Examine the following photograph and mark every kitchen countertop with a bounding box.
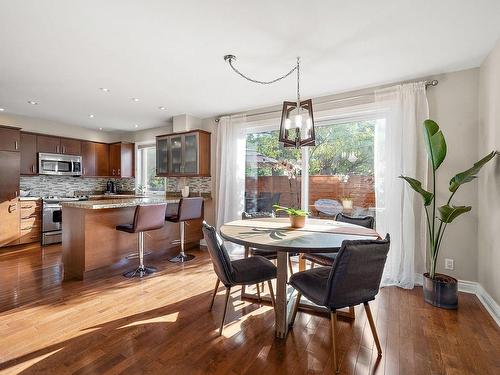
[62,197,180,210]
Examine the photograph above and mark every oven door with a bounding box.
[43,204,62,232]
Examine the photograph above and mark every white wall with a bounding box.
[427,68,480,281]
[0,113,119,143]
[478,40,500,304]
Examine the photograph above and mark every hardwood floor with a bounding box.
[1,244,499,375]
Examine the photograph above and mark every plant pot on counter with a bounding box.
[423,273,458,309]
[289,215,306,228]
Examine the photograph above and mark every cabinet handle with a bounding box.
[118,169,121,175]
[63,146,66,153]
[21,205,34,209]
[112,169,115,176]
[56,145,59,153]
[32,164,35,173]
[83,167,86,175]
[15,141,18,150]
[22,226,33,231]
[8,204,17,213]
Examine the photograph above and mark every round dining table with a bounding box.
[219,217,379,338]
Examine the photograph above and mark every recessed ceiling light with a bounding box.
[134,124,139,128]
[28,100,39,105]
[158,106,167,110]
[131,98,140,102]
[99,127,103,131]
[99,88,110,92]
[0,108,5,111]
[89,114,95,118]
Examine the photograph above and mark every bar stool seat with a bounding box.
[166,197,204,263]
[117,203,167,278]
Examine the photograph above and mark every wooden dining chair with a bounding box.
[289,235,390,373]
[202,222,277,336]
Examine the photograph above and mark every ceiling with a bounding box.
[1,0,499,131]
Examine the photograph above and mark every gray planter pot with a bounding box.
[423,273,458,309]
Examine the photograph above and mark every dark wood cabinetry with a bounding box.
[20,133,37,175]
[37,135,81,155]
[0,142,21,247]
[82,141,96,177]
[156,129,210,177]
[95,143,110,176]
[60,138,81,155]
[0,126,21,152]
[37,135,61,154]
[109,142,134,178]
[82,141,110,177]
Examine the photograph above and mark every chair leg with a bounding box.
[330,311,339,373]
[288,257,294,274]
[364,302,382,355]
[290,292,302,327]
[348,306,355,319]
[267,280,276,308]
[209,279,220,311]
[219,286,231,336]
[256,283,261,301]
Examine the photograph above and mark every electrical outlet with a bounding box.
[444,258,454,270]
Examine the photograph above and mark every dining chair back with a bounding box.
[202,222,234,287]
[335,212,375,229]
[324,235,390,310]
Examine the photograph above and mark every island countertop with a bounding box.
[62,197,180,210]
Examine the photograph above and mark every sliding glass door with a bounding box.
[244,116,378,221]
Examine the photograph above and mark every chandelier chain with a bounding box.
[226,56,299,90]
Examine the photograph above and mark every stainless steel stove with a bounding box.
[42,196,88,245]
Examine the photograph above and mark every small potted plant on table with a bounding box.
[273,205,309,228]
[400,119,497,309]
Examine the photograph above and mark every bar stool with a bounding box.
[166,197,204,263]
[116,203,167,278]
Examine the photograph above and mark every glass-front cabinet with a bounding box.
[156,129,210,177]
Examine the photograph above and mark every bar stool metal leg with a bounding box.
[124,232,158,277]
[169,221,195,263]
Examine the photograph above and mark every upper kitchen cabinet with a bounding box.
[20,132,37,175]
[109,142,134,178]
[82,141,110,177]
[0,125,21,152]
[60,138,81,155]
[156,130,210,177]
[37,135,61,153]
[81,141,96,177]
[37,135,81,155]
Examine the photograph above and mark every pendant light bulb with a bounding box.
[295,114,303,128]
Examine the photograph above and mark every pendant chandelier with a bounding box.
[224,55,315,148]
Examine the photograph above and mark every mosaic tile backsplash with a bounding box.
[165,177,212,194]
[20,176,135,197]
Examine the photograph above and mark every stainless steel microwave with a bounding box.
[38,153,82,176]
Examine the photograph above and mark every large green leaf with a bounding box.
[423,119,447,171]
[449,151,498,192]
[438,205,471,223]
[399,176,434,206]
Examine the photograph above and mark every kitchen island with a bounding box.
[61,197,204,280]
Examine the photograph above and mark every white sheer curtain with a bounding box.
[374,82,429,289]
[215,114,247,229]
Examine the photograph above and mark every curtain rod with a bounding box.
[214,79,438,123]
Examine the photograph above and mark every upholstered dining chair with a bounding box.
[242,211,295,276]
[302,213,375,269]
[289,235,390,373]
[202,222,277,336]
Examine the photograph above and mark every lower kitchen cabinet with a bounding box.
[0,199,20,247]
[18,200,41,245]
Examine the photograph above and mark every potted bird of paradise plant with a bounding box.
[400,119,497,309]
